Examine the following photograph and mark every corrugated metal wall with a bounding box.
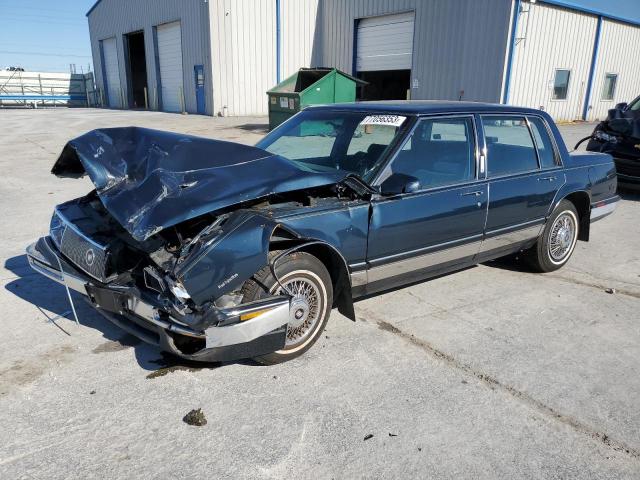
[87,0,212,114]
[208,0,277,116]
[587,19,640,121]
[508,2,598,121]
[281,0,322,79]
[209,0,320,117]
[319,0,512,103]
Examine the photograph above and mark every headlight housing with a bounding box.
[594,130,618,144]
[49,210,66,248]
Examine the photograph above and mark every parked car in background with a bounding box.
[27,102,618,365]
[581,96,640,189]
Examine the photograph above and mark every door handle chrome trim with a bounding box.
[538,176,557,182]
[460,190,484,197]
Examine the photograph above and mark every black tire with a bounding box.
[241,251,333,365]
[526,200,580,272]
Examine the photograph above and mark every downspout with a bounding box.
[582,16,602,120]
[502,0,521,104]
[276,0,281,83]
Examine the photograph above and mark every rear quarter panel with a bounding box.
[562,152,617,205]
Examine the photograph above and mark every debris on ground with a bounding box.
[605,288,616,294]
[364,433,374,441]
[89,390,96,395]
[388,432,398,437]
[183,408,207,426]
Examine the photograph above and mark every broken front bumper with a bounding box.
[26,236,290,362]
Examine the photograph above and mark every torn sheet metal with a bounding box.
[51,127,346,241]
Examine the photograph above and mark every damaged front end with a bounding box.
[27,127,354,361]
[583,107,640,189]
[28,202,295,361]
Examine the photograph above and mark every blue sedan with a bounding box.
[27,102,619,364]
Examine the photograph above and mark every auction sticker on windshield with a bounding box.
[360,115,407,127]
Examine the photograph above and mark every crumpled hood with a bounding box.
[52,127,345,241]
[603,106,640,140]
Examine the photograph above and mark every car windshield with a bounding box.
[629,96,640,111]
[256,110,410,183]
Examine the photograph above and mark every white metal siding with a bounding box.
[209,0,277,116]
[508,3,597,121]
[102,37,121,108]
[320,0,512,103]
[157,21,184,112]
[280,0,321,80]
[356,12,415,72]
[87,0,211,114]
[587,19,640,121]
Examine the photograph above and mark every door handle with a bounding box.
[460,190,484,197]
[538,176,557,182]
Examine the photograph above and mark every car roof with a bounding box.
[307,100,544,116]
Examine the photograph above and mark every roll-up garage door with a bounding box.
[156,21,184,112]
[102,37,121,108]
[356,12,415,72]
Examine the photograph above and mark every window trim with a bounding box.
[526,114,563,169]
[551,68,572,101]
[371,114,481,194]
[600,72,618,102]
[479,114,542,180]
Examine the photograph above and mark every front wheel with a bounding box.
[240,251,333,365]
[526,200,579,272]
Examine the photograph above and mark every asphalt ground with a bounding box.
[0,108,638,479]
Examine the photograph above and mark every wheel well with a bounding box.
[563,191,590,241]
[269,232,355,321]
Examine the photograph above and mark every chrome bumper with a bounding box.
[590,195,620,222]
[26,237,291,358]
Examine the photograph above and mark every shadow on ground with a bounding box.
[230,123,269,134]
[3,254,227,373]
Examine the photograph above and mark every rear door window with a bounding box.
[528,116,558,169]
[482,116,539,177]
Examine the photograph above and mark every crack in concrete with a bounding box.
[374,318,640,460]
[548,274,640,300]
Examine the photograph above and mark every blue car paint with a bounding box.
[274,202,371,266]
[367,183,487,262]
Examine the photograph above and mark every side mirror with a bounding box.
[379,173,421,196]
[615,102,628,111]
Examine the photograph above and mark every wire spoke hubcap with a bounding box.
[548,212,576,262]
[276,276,323,348]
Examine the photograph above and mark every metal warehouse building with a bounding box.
[87,0,639,121]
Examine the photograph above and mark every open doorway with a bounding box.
[357,70,411,100]
[125,31,148,108]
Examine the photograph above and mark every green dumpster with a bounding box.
[267,68,366,130]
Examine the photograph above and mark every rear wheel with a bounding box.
[526,200,579,272]
[241,252,333,365]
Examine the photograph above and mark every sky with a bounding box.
[0,0,638,74]
[0,0,95,73]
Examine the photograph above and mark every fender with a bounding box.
[547,170,592,242]
[176,211,279,305]
[175,211,356,320]
[269,239,356,321]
